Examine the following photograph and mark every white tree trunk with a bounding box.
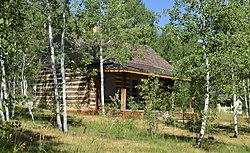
[248,78,250,128]
[11,53,17,117]
[23,76,27,97]
[243,79,250,128]
[232,68,238,138]
[1,53,9,122]
[0,48,6,122]
[61,0,68,133]
[100,33,105,115]
[233,93,238,137]
[7,77,11,94]
[24,75,35,124]
[0,100,5,122]
[196,43,210,148]
[195,2,210,147]
[21,53,26,96]
[20,78,23,96]
[47,0,62,130]
[33,83,37,107]
[28,103,35,123]
[0,87,5,123]
[21,53,35,123]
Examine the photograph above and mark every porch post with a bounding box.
[121,88,126,110]
[121,73,127,110]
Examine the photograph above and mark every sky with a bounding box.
[71,0,175,26]
[142,0,175,26]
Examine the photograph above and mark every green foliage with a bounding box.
[108,117,136,139]
[137,75,170,137]
[107,91,139,139]
[164,0,250,138]
[187,112,202,133]
[127,96,140,111]
[108,89,121,115]
[172,81,191,112]
[71,0,158,63]
[0,121,24,152]
[138,75,170,111]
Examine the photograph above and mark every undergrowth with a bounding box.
[1,108,250,153]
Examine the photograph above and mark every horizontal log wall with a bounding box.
[114,73,130,97]
[36,67,97,112]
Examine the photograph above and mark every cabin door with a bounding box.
[130,77,139,101]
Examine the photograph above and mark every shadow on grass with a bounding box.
[0,127,63,152]
[202,138,250,152]
[13,106,83,127]
[162,133,196,142]
[162,128,250,152]
[161,132,247,152]
[211,124,250,135]
[11,107,250,152]
[3,107,87,152]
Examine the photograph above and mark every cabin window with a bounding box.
[104,74,116,99]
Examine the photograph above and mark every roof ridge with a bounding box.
[128,61,172,70]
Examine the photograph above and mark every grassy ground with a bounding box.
[1,108,250,153]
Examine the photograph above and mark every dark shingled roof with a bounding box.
[104,47,173,77]
[42,43,173,77]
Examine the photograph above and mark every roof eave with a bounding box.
[104,69,176,79]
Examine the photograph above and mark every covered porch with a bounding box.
[102,69,175,111]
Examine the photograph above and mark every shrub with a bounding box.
[137,75,171,138]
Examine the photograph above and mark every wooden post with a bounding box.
[121,88,126,110]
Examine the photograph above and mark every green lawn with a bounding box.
[1,109,250,153]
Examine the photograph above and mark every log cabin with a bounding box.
[35,47,174,114]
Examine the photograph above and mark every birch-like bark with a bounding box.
[61,0,68,133]
[100,33,105,115]
[243,79,250,128]
[20,78,23,96]
[23,76,27,97]
[8,77,11,93]
[28,102,35,124]
[1,53,9,122]
[0,47,6,123]
[0,88,5,122]
[47,0,62,130]
[196,43,210,148]
[21,53,35,123]
[0,100,5,123]
[21,53,26,97]
[248,78,250,128]
[233,93,238,137]
[232,68,238,137]
[24,76,35,124]
[196,1,210,148]
[33,82,37,107]
[11,50,17,117]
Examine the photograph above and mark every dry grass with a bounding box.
[12,110,250,153]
